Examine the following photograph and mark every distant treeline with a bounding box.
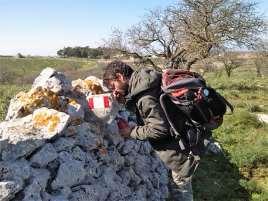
[57,46,118,59]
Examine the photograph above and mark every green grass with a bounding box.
[0,56,98,84]
[193,71,268,201]
[0,84,30,120]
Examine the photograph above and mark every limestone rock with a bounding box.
[0,115,46,161]
[0,179,24,201]
[51,158,86,189]
[33,67,72,94]
[5,87,67,121]
[0,159,31,181]
[72,122,104,151]
[0,108,69,161]
[30,143,58,167]
[70,184,109,201]
[22,180,42,201]
[32,107,70,137]
[72,76,107,96]
[52,137,75,152]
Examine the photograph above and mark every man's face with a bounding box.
[105,74,129,103]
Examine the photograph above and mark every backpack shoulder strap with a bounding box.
[215,92,234,114]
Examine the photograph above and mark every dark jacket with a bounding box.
[125,67,195,173]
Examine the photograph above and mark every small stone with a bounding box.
[30,143,58,167]
[52,137,75,152]
[71,146,87,162]
[73,123,103,150]
[42,192,69,201]
[0,159,31,181]
[120,139,137,155]
[31,168,50,189]
[65,99,84,124]
[70,184,109,201]
[22,180,42,201]
[0,179,24,201]
[51,159,86,189]
[72,76,105,95]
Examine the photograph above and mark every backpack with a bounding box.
[159,69,233,150]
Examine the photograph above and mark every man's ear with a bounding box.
[115,73,125,81]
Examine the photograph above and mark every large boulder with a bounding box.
[32,67,72,94]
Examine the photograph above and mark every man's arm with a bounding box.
[130,94,169,141]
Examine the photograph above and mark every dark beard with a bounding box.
[116,83,129,104]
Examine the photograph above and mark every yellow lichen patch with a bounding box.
[33,111,60,132]
[83,79,104,94]
[16,91,28,100]
[16,87,63,115]
[68,98,79,106]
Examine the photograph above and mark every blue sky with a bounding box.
[0,0,267,56]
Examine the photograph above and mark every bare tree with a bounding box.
[219,51,240,77]
[253,42,268,77]
[104,0,266,70]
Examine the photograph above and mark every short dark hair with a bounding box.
[103,60,134,82]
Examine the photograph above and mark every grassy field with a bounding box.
[193,71,268,201]
[0,56,267,200]
[0,56,101,84]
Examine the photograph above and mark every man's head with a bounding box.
[103,60,134,103]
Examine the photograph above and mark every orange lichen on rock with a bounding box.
[68,98,79,106]
[33,111,60,132]
[83,79,104,94]
[17,87,62,115]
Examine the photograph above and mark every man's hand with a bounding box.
[119,127,132,138]
[116,118,135,138]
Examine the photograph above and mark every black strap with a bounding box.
[216,92,234,114]
[160,93,203,150]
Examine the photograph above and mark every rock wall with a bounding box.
[0,68,169,201]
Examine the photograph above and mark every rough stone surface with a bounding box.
[72,76,108,96]
[5,87,67,121]
[33,67,72,94]
[0,68,169,201]
[0,179,23,201]
[30,144,58,167]
[32,107,70,137]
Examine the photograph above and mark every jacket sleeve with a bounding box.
[129,94,170,141]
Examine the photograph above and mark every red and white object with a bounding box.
[88,95,110,110]
[87,93,120,121]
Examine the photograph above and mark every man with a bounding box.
[103,60,200,201]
